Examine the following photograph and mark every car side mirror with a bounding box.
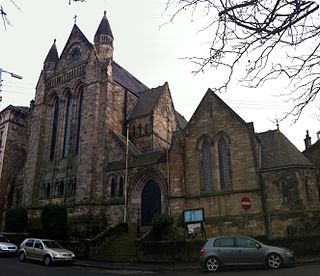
[255,243,262,249]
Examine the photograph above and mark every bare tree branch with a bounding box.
[166,0,320,120]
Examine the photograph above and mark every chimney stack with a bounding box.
[304,130,312,150]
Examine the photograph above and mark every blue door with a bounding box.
[141,180,161,226]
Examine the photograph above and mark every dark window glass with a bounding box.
[63,93,73,157]
[281,180,289,204]
[236,237,256,248]
[25,240,35,247]
[218,237,234,247]
[111,177,116,198]
[202,138,213,191]
[34,240,43,249]
[118,176,124,197]
[50,98,59,160]
[137,124,142,136]
[76,89,83,154]
[218,137,231,189]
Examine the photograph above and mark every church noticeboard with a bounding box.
[183,208,204,223]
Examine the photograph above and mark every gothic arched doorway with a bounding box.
[141,180,161,226]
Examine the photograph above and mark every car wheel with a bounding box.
[266,253,282,269]
[206,256,220,272]
[19,252,26,262]
[43,255,52,266]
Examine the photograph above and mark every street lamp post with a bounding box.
[0,68,23,101]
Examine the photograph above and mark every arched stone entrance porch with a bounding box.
[128,168,167,226]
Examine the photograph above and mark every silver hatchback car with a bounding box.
[18,238,75,266]
[200,236,295,272]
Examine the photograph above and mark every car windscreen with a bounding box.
[43,240,63,249]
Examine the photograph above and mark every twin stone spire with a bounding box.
[44,11,114,66]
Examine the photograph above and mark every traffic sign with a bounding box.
[241,196,251,211]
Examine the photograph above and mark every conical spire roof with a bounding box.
[95,11,113,39]
[44,39,59,64]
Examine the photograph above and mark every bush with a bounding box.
[41,204,68,240]
[152,214,174,230]
[5,207,28,232]
[151,214,175,240]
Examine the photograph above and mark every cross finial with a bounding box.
[73,14,77,24]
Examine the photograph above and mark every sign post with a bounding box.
[241,196,251,233]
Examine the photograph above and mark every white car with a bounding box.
[18,238,75,266]
[0,234,18,256]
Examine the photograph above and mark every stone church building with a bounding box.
[4,12,319,238]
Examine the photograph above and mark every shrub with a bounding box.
[151,214,175,240]
[5,207,28,232]
[41,204,68,240]
[152,214,174,230]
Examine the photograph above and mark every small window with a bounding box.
[118,176,124,197]
[25,240,35,247]
[110,177,116,198]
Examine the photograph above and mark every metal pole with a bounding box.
[124,123,129,223]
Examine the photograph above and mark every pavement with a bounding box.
[73,255,320,272]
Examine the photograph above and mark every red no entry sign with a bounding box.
[241,196,251,211]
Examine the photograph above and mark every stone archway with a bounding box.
[141,180,161,226]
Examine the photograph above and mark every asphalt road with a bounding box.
[1,256,320,275]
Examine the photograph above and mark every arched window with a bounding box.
[76,89,83,154]
[50,97,59,160]
[218,137,231,189]
[63,93,73,157]
[110,177,116,198]
[304,178,312,202]
[118,176,124,197]
[202,138,214,191]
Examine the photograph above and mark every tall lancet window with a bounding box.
[63,93,73,157]
[218,137,231,189]
[202,138,214,191]
[50,97,59,160]
[76,89,83,154]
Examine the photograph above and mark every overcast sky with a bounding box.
[0,0,319,150]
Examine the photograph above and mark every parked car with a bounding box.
[200,236,295,272]
[0,234,18,256]
[18,238,75,266]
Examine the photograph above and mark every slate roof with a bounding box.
[105,151,166,171]
[113,131,141,157]
[175,111,187,129]
[128,84,166,120]
[257,129,314,170]
[44,39,59,64]
[95,11,113,38]
[14,106,30,114]
[112,61,148,94]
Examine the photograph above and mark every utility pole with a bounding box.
[0,68,23,102]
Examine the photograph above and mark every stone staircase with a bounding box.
[89,223,143,262]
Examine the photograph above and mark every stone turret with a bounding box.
[43,39,59,73]
[94,11,114,62]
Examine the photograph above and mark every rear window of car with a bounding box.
[213,237,234,247]
[25,239,35,247]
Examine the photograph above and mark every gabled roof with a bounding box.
[44,39,59,64]
[186,89,253,132]
[128,83,167,120]
[257,129,314,171]
[95,11,113,39]
[59,24,93,61]
[112,61,148,94]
